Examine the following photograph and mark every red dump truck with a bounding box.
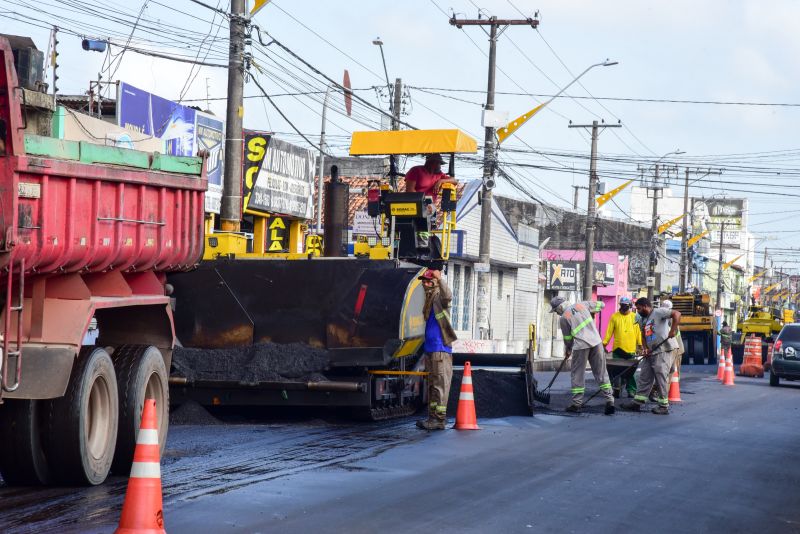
[0,38,205,485]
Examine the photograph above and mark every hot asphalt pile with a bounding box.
[172,343,330,384]
[170,400,221,425]
[446,369,530,418]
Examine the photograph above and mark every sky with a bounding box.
[2,0,800,267]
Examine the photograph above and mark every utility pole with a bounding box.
[449,14,538,339]
[762,247,769,304]
[716,221,726,311]
[49,26,59,101]
[569,121,621,300]
[392,78,402,130]
[571,185,587,210]
[647,164,661,301]
[679,168,690,293]
[221,0,248,232]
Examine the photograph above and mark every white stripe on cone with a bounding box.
[462,376,472,385]
[136,428,159,446]
[671,375,679,383]
[459,392,474,401]
[130,461,161,479]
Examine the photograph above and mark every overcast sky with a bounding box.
[3,0,800,263]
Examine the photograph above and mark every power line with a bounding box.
[407,85,800,108]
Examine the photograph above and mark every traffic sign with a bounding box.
[715,309,722,317]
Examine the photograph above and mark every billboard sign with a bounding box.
[546,261,580,291]
[692,198,746,249]
[118,82,225,213]
[242,131,315,219]
[196,112,224,214]
[593,262,616,286]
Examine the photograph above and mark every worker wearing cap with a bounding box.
[416,269,458,430]
[622,297,681,415]
[602,296,641,398]
[404,154,455,203]
[551,296,615,415]
[404,155,455,256]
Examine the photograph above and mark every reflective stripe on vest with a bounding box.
[564,316,594,341]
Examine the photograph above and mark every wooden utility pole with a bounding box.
[449,15,538,338]
[221,0,248,231]
[569,121,621,300]
[392,78,402,130]
[716,221,726,310]
[647,164,661,301]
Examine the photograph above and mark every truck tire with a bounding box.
[111,345,169,475]
[0,399,51,485]
[46,346,118,485]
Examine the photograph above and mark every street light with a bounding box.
[372,38,393,122]
[497,59,619,144]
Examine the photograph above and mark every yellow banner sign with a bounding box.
[596,180,633,208]
[748,270,766,283]
[687,230,710,247]
[722,254,744,270]
[251,0,271,16]
[497,103,546,145]
[658,213,686,235]
[764,281,782,293]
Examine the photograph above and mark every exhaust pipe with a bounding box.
[324,165,348,257]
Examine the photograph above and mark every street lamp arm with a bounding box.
[496,59,617,144]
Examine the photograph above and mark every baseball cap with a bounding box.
[620,296,632,305]
[418,269,437,281]
[550,296,566,312]
[661,300,673,309]
[425,153,446,165]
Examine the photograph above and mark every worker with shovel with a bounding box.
[416,269,458,431]
[603,296,641,398]
[551,296,615,415]
[622,297,681,415]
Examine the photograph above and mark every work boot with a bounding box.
[651,405,670,415]
[565,404,582,413]
[620,401,642,412]
[416,419,445,430]
[604,401,616,415]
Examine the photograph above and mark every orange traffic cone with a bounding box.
[668,369,682,403]
[454,361,480,430]
[115,399,166,534]
[723,351,735,386]
[716,347,726,381]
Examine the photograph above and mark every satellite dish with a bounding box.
[343,70,352,117]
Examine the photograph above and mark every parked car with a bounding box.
[770,323,800,386]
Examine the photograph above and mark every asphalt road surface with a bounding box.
[1,366,798,533]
